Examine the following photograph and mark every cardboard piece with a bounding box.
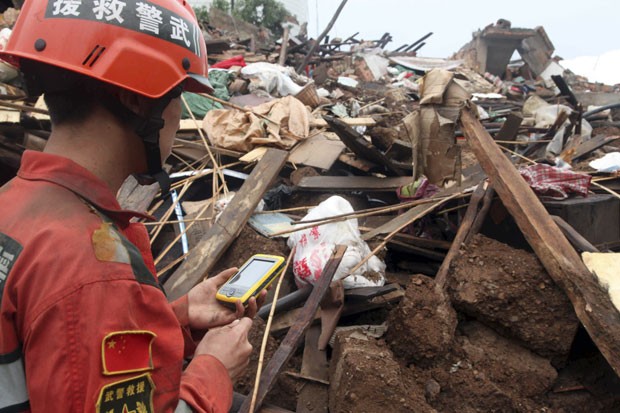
[288,133,346,170]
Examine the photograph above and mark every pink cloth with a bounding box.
[519,164,591,199]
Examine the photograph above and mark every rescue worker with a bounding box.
[0,1,260,412]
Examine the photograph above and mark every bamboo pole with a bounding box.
[248,247,296,413]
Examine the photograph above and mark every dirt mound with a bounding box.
[386,274,457,366]
[329,333,435,413]
[447,234,579,361]
[459,321,557,398]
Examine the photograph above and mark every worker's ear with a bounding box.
[117,88,151,117]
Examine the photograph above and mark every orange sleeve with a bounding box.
[180,355,233,413]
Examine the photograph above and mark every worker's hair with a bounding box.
[20,59,115,125]
[44,89,102,126]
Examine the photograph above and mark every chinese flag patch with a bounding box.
[102,331,156,375]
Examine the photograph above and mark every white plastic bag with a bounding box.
[287,196,386,289]
[241,62,304,97]
[589,152,620,173]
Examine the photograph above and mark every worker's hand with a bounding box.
[195,317,253,380]
[186,268,267,330]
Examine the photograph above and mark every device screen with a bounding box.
[227,258,276,291]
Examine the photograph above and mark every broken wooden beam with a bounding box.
[309,117,376,128]
[296,325,329,413]
[296,175,411,192]
[460,104,620,376]
[465,184,495,244]
[569,135,620,162]
[495,113,523,145]
[296,0,349,73]
[435,182,487,289]
[278,25,290,66]
[239,245,347,413]
[164,149,288,300]
[270,285,404,336]
[551,215,599,253]
[324,115,406,176]
[117,175,159,214]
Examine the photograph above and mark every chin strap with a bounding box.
[100,86,183,196]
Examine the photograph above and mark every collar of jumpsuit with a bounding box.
[16,150,154,226]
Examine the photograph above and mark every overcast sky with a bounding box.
[305,0,617,60]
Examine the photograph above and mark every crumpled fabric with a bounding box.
[519,164,591,200]
[203,95,310,152]
[241,62,308,97]
[181,70,233,119]
[397,175,439,201]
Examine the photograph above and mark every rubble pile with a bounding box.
[1,3,620,412]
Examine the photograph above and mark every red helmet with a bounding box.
[1,0,212,97]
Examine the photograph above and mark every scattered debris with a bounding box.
[1,4,620,412]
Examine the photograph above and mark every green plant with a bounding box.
[208,0,292,36]
[211,0,231,13]
[193,5,209,23]
[236,0,291,36]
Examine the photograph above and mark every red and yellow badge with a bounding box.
[102,331,156,376]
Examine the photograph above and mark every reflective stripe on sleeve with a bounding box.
[0,352,29,411]
[174,400,193,413]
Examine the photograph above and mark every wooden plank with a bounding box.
[337,153,376,172]
[495,113,523,143]
[270,288,404,335]
[239,246,347,413]
[465,184,495,244]
[164,149,288,300]
[117,175,159,214]
[297,175,411,192]
[551,215,598,253]
[296,326,329,413]
[309,117,376,129]
[173,138,244,160]
[324,116,406,176]
[361,203,432,241]
[460,105,620,376]
[570,135,620,162]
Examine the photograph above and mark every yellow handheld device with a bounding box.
[216,254,286,307]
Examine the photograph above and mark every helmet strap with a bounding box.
[99,86,183,196]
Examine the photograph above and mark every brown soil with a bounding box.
[329,333,435,413]
[592,126,620,138]
[447,234,579,362]
[224,208,620,413]
[386,275,457,366]
[234,317,301,411]
[212,225,289,273]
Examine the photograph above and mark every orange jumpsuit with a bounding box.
[0,151,232,412]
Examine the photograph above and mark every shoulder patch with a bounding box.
[102,331,156,376]
[96,373,155,413]
[93,223,131,265]
[89,206,162,292]
[0,232,23,305]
